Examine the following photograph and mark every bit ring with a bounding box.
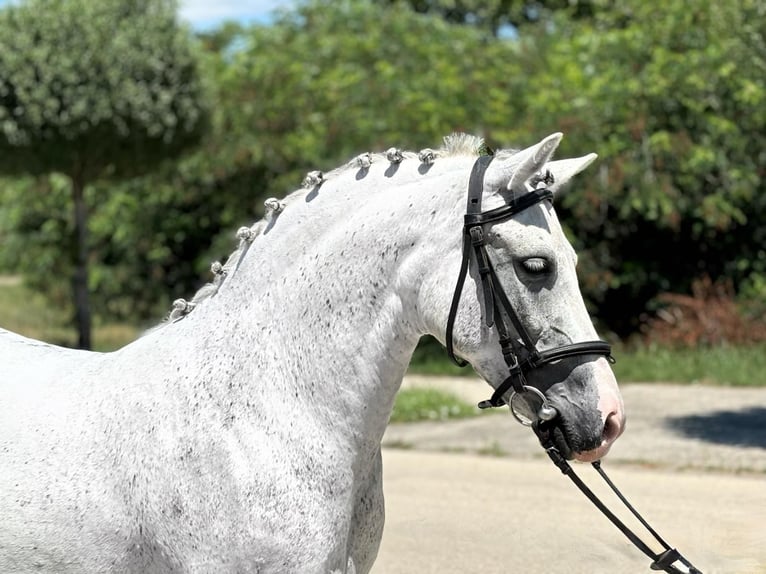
[509,385,558,427]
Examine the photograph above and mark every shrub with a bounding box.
[642,276,766,347]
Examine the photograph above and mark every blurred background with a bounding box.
[0,0,764,384]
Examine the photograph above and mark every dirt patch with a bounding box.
[0,275,22,287]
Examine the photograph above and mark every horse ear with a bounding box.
[485,132,563,194]
[546,153,598,193]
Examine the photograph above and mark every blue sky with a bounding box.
[177,0,293,29]
[0,0,292,30]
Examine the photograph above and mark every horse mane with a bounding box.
[161,133,491,325]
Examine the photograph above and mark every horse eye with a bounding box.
[521,257,549,274]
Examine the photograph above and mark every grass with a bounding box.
[611,343,766,387]
[405,353,472,377]
[408,335,766,387]
[390,388,481,423]
[477,441,508,457]
[0,277,139,351]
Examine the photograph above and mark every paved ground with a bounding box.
[372,376,766,574]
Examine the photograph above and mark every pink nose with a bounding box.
[573,392,626,463]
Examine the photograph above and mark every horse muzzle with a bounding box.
[534,374,626,462]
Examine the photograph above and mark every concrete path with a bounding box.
[373,376,766,574]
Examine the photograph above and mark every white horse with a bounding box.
[0,133,624,573]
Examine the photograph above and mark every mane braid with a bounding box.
[159,132,490,326]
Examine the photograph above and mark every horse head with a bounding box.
[423,133,625,462]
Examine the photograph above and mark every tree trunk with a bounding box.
[71,172,91,350]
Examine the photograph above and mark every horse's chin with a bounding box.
[572,440,616,463]
[537,419,615,463]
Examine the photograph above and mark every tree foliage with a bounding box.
[0,0,209,347]
[1,0,765,345]
[506,0,766,335]
[373,0,603,35]
[224,0,524,184]
[0,0,208,179]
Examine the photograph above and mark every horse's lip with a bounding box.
[534,420,574,460]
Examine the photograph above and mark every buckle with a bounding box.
[468,226,484,246]
[650,549,683,572]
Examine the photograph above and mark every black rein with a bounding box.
[537,424,703,574]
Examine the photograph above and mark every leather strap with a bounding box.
[463,187,553,226]
[535,341,614,366]
[446,155,495,366]
[484,341,613,409]
[539,430,703,574]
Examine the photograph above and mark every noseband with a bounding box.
[445,154,613,421]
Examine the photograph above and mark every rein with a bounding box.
[445,155,703,573]
[537,423,702,574]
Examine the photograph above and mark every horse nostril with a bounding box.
[602,411,622,444]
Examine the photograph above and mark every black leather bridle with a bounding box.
[445,154,613,419]
[443,155,703,574]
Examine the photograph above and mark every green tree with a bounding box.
[508,0,766,336]
[224,0,524,188]
[0,0,209,348]
[373,0,604,35]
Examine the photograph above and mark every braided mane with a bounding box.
[163,133,488,324]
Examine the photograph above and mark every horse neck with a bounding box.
[162,158,472,454]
